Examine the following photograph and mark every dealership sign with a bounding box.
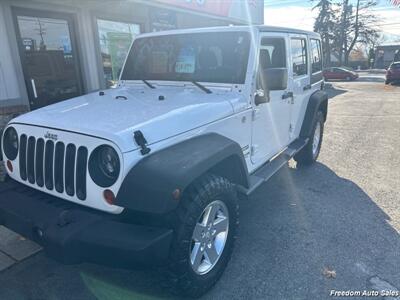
[156,0,263,24]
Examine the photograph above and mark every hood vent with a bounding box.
[115,95,128,100]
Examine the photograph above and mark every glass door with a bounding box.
[13,9,83,109]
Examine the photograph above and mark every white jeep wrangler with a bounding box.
[1,26,327,297]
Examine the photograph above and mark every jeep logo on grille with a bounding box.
[44,132,58,141]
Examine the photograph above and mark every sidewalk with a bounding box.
[0,176,42,272]
[355,69,387,74]
[0,226,41,271]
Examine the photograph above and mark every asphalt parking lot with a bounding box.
[0,72,399,300]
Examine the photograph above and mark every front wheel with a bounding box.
[295,111,324,166]
[167,174,239,298]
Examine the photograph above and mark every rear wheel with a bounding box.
[385,80,391,85]
[295,111,324,166]
[166,174,239,298]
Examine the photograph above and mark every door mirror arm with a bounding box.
[282,91,293,100]
[255,89,265,98]
[254,89,269,105]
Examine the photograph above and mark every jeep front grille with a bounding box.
[18,134,88,200]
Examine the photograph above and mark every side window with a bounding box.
[310,39,322,73]
[258,37,287,91]
[291,38,308,77]
[259,37,286,69]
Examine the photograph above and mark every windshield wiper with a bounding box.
[191,81,212,94]
[143,80,155,89]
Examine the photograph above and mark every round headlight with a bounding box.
[3,127,19,160]
[89,145,120,187]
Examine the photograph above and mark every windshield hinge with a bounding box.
[134,130,151,155]
[252,108,260,121]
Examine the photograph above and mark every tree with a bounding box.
[312,0,336,67]
[336,0,351,64]
[313,0,381,67]
[338,0,380,65]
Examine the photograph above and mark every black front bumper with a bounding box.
[0,179,173,267]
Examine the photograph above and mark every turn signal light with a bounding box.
[103,189,115,205]
[172,188,181,200]
[6,160,13,172]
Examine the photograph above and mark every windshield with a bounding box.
[121,31,251,84]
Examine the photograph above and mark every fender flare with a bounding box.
[300,90,328,138]
[115,133,249,214]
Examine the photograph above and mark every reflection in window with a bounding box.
[291,38,308,76]
[121,32,250,84]
[310,39,322,73]
[18,16,71,52]
[97,19,140,88]
[16,15,81,107]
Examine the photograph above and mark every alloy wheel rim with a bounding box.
[312,122,321,157]
[190,200,229,275]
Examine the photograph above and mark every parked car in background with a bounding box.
[385,62,400,85]
[323,67,359,81]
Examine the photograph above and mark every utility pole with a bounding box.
[34,18,46,51]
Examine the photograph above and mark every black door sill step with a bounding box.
[237,138,308,196]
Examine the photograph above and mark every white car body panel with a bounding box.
[2,26,324,214]
[250,32,292,166]
[288,33,313,140]
[11,86,244,153]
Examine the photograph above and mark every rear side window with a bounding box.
[260,37,286,69]
[310,39,322,73]
[333,68,345,72]
[291,38,308,76]
[390,63,400,69]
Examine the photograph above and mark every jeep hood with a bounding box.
[11,86,241,152]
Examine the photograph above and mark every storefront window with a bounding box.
[97,19,140,88]
[15,14,82,109]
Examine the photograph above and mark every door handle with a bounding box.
[303,84,311,91]
[31,78,38,98]
[282,91,293,100]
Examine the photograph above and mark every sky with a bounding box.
[264,0,400,44]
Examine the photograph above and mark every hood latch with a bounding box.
[134,130,151,155]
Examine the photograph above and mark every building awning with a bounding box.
[153,0,264,24]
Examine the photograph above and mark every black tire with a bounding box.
[295,111,324,166]
[166,174,239,298]
[385,80,390,85]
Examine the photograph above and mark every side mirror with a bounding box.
[254,89,268,105]
[262,68,288,91]
[255,68,287,105]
